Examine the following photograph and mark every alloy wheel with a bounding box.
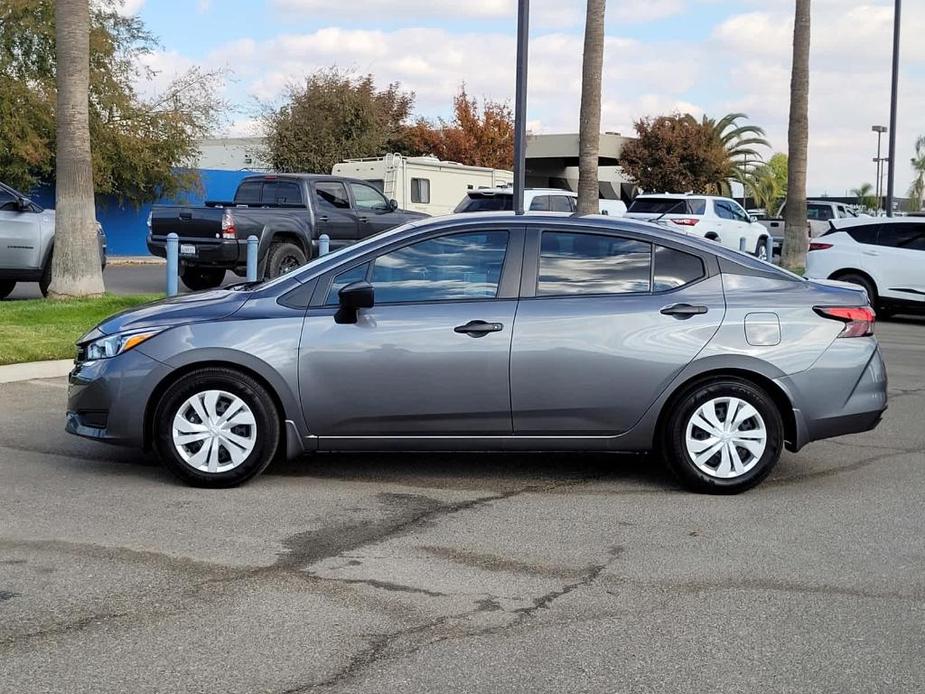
[171,390,257,473]
[684,396,767,479]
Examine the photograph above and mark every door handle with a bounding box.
[317,214,329,223]
[359,216,369,223]
[863,250,878,256]
[660,303,708,319]
[454,320,503,337]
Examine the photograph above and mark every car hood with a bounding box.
[85,289,248,340]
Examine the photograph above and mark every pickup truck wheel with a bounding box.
[267,242,306,279]
[0,281,15,299]
[180,267,225,291]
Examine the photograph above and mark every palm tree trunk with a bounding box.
[49,0,104,299]
[782,0,811,271]
[577,0,606,216]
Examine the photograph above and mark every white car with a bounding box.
[454,188,626,216]
[625,194,769,259]
[805,217,925,316]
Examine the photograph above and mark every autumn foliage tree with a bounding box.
[400,87,513,170]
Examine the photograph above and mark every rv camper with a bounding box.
[332,154,513,217]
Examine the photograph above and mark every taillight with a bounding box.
[671,218,699,226]
[808,241,833,251]
[221,209,236,239]
[814,306,876,337]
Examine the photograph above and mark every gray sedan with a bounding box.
[66,213,887,493]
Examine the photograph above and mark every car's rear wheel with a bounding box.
[662,378,783,494]
[835,272,885,313]
[266,242,307,279]
[153,368,281,487]
[755,237,769,260]
[180,267,226,291]
[0,280,15,299]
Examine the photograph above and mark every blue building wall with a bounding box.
[31,169,254,256]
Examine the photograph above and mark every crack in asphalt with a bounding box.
[768,447,918,486]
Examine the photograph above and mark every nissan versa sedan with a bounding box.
[66,214,887,493]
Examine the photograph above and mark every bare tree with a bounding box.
[577,0,606,216]
[48,0,104,298]
[782,0,811,271]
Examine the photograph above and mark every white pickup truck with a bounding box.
[758,200,866,245]
[0,181,107,299]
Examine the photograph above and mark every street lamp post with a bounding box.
[886,0,901,217]
[512,0,530,216]
[872,125,887,212]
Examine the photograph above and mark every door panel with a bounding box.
[0,210,42,269]
[874,223,925,303]
[511,275,725,436]
[312,181,358,245]
[300,302,516,435]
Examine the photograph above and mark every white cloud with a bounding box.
[115,0,145,16]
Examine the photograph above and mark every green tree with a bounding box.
[698,112,770,195]
[0,0,223,204]
[767,152,789,198]
[851,183,877,212]
[261,68,414,175]
[907,135,925,212]
[747,164,785,216]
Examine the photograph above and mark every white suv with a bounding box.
[625,194,769,258]
[805,218,925,316]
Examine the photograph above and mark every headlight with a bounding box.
[81,328,165,361]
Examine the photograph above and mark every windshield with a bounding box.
[627,198,706,215]
[454,194,514,213]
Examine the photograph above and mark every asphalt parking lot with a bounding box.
[1,319,923,693]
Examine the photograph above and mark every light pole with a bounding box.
[886,0,901,217]
[872,125,887,212]
[512,0,530,216]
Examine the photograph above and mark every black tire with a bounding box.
[266,242,307,279]
[0,280,15,300]
[661,377,784,494]
[153,367,281,488]
[39,259,52,297]
[836,272,878,310]
[180,267,225,291]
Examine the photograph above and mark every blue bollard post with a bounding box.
[166,233,179,297]
[319,233,330,256]
[766,235,774,263]
[246,235,258,281]
[739,237,747,253]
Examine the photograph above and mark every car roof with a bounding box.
[633,193,710,200]
[468,188,576,196]
[830,216,916,230]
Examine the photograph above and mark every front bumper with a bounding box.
[776,338,887,451]
[66,349,173,447]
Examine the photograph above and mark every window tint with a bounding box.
[326,262,370,305]
[628,198,706,215]
[411,178,430,204]
[263,181,303,206]
[529,195,550,212]
[537,232,651,296]
[653,246,705,291]
[315,182,350,210]
[367,179,385,191]
[454,194,513,213]
[350,182,389,211]
[549,195,574,213]
[878,223,925,251]
[715,200,749,222]
[807,204,834,221]
[235,180,262,205]
[844,224,878,245]
[0,187,17,211]
[371,231,508,303]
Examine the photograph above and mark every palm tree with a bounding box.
[699,113,770,195]
[782,0,811,271]
[851,183,877,212]
[48,0,104,298]
[747,164,784,216]
[907,135,925,212]
[577,0,606,216]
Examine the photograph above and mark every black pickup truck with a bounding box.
[147,173,427,290]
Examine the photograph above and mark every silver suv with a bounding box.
[0,181,107,299]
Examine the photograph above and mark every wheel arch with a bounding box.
[828,267,877,291]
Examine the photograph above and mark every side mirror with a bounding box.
[748,214,757,223]
[17,197,31,212]
[388,198,399,211]
[335,280,374,324]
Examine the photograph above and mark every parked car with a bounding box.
[0,181,106,299]
[147,174,428,291]
[624,194,769,259]
[805,217,925,315]
[454,188,626,216]
[758,200,864,244]
[67,213,886,494]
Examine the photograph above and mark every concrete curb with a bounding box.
[107,256,165,266]
[0,359,73,384]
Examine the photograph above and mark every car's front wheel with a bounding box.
[153,367,281,487]
[662,378,783,494]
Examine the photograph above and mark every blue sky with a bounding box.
[127,0,925,196]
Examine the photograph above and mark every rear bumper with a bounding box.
[147,234,244,268]
[777,339,887,451]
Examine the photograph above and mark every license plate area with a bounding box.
[179,244,197,256]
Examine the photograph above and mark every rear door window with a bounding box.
[315,182,351,210]
[537,231,651,296]
[843,224,879,245]
[653,246,705,291]
[878,223,925,251]
[263,181,303,206]
[549,196,574,212]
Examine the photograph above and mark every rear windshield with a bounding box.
[454,194,514,213]
[627,198,706,215]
